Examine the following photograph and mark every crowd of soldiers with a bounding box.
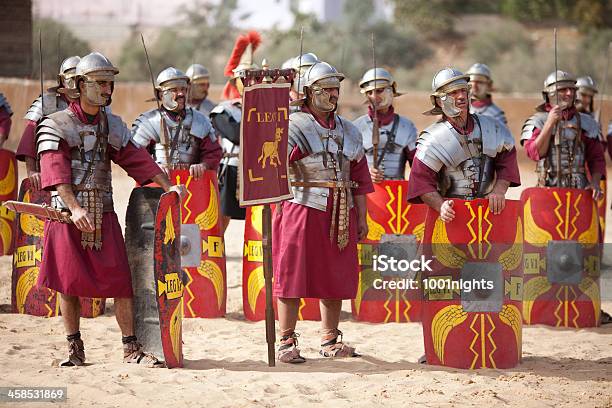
[0,29,610,368]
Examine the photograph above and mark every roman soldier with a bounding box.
[466,63,508,126]
[575,76,598,116]
[289,52,320,104]
[353,67,417,183]
[210,31,261,231]
[273,61,374,363]
[521,71,604,196]
[407,67,520,218]
[186,63,216,117]
[17,56,81,190]
[35,52,185,367]
[0,93,12,148]
[131,67,222,175]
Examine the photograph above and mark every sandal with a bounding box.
[123,341,166,368]
[319,330,360,358]
[601,310,612,325]
[59,338,85,367]
[277,332,306,364]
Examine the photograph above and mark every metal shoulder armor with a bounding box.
[474,113,514,156]
[186,108,215,142]
[579,112,601,140]
[395,115,418,150]
[106,112,131,149]
[131,108,161,148]
[521,112,547,144]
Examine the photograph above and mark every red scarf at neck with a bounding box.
[471,96,492,108]
[368,105,395,126]
[69,101,100,124]
[302,105,336,129]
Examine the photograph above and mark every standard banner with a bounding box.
[521,187,601,328]
[238,82,293,206]
[421,199,523,369]
[352,180,428,323]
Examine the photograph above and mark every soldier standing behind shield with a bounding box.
[520,71,605,198]
[406,68,520,220]
[273,61,374,363]
[130,67,222,176]
[210,31,261,232]
[353,67,417,183]
[17,56,81,191]
[35,52,185,367]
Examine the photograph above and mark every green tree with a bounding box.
[392,0,456,39]
[31,18,90,80]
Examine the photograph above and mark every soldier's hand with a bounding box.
[369,167,384,184]
[546,105,562,126]
[71,207,95,233]
[169,184,187,201]
[357,214,369,241]
[589,182,603,201]
[27,171,42,191]
[189,163,207,180]
[487,192,506,215]
[439,200,455,223]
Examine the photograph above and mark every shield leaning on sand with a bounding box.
[128,188,184,368]
[352,180,428,323]
[521,187,601,328]
[420,199,524,369]
[171,169,226,318]
[11,178,105,317]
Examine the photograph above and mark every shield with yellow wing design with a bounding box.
[352,180,428,323]
[129,190,183,368]
[242,205,320,321]
[11,179,105,318]
[171,169,226,318]
[0,148,18,255]
[421,199,523,369]
[521,187,601,328]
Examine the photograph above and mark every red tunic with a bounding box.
[272,111,374,299]
[38,105,163,298]
[522,107,606,177]
[0,106,11,138]
[16,120,37,161]
[200,136,223,171]
[407,117,521,203]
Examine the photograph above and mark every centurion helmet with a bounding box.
[423,67,470,116]
[359,67,401,96]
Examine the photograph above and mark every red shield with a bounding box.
[521,187,601,328]
[171,169,226,318]
[596,180,606,237]
[242,205,320,321]
[0,149,18,255]
[154,191,183,368]
[11,179,104,318]
[421,199,523,369]
[351,180,428,323]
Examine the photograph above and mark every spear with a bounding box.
[596,42,611,123]
[371,33,380,169]
[553,28,561,185]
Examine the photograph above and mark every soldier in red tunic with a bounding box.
[36,52,185,367]
[0,93,11,147]
[272,61,374,363]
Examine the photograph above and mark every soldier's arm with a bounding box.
[533,106,561,157]
[56,184,95,233]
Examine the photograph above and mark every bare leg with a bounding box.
[222,215,231,234]
[319,299,342,341]
[277,297,300,336]
[114,297,134,336]
[59,293,81,335]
